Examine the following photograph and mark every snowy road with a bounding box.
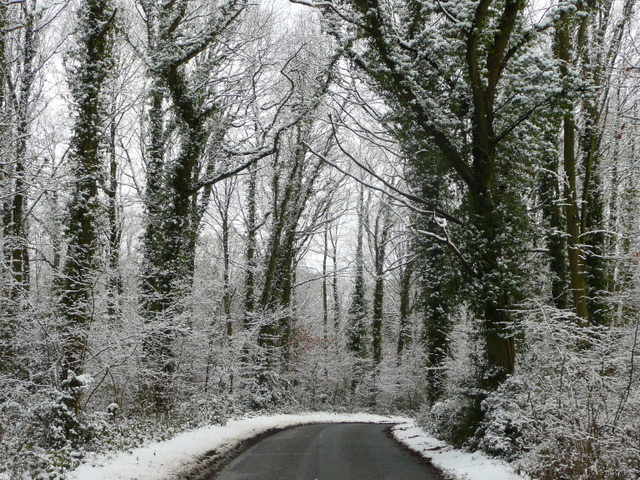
[211,423,446,480]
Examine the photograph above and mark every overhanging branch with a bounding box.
[303,140,462,226]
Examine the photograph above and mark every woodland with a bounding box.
[0,0,639,478]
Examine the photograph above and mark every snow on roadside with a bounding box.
[392,422,530,480]
[69,413,530,480]
[68,412,404,480]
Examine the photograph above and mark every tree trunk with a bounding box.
[331,227,341,336]
[468,170,517,390]
[243,162,257,329]
[562,112,589,321]
[411,176,453,404]
[0,3,36,373]
[0,1,14,372]
[106,98,122,320]
[322,228,329,340]
[396,257,412,359]
[539,151,568,309]
[347,183,367,359]
[59,0,115,412]
[371,202,389,365]
[217,180,234,337]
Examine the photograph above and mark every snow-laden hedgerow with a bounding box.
[420,302,640,480]
[430,304,640,480]
[511,306,640,480]
[0,380,243,480]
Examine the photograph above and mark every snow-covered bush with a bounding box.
[241,360,295,411]
[0,380,127,479]
[427,393,481,447]
[477,376,531,459]
[510,306,640,479]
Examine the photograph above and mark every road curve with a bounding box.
[211,423,446,480]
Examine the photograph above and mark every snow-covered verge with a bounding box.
[392,422,529,480]
[68,412,401,480]
[68,412,529,480]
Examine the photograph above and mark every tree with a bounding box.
[258,123,331,352]
[3,2,35,309]
[368,196,391,365]
[415,219,457,404]
[58,0,116,410]
[232,24,340,397]
[346,182,368,358]
[212,177,238,338]
[553,0,637,324]
[0,1,33,374]
[243,161,258,330]
[538,125,568,310]
[103,49,136,322]
[0,0,11,372]
[0,0,62,374]
[396,241,414,360]
[136,0,247,411]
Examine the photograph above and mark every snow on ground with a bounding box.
[392,422,529,480]
[69,413,529,480]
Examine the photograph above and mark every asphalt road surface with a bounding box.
[212,423,446,480]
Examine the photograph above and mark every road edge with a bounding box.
[383,425,455,480]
